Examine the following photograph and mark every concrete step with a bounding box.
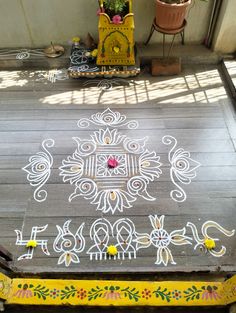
[221,59,236,100]
[0,45,221,70]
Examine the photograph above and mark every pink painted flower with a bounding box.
[202,286,221,300]
[103,286,121,300]
[14,284,33,298]
[107,158,119,168]
[103,290,121,300]
[112,15,122,24]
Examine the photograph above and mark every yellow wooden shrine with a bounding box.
[97,0,135,66]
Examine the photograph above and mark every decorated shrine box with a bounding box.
[97,0,135,66]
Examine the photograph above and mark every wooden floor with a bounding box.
[0,65,235,274]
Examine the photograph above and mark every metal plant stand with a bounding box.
[145,18,187,59]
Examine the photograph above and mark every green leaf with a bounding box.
[160,294,165,301]
[196,293,200,300]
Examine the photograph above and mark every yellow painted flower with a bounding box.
[204,238,216,250]
[26,240,37,248]
[107,245,118,256]
[72,37,80,43]
[91,49,98,58]
[113,46,120,54]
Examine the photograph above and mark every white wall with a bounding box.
[213,0,236,54]
[0,0,215,48]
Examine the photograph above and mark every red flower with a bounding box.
[142,288,152,300]
[112,15,122,24]
[107,158,119,168]
[77,288,87,300]
[97,7,105,16]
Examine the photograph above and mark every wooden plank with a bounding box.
[0,257,11,271]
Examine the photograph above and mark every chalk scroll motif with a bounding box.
[22,139,54,202]
[60,109,162,214]
[87,218,137,260]
[162,135,201,202]
[77,107,139,129]
[187,220,235,257]
[53,220,85,267]
[15,225,50,260]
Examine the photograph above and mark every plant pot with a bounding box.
[155,0,191,30]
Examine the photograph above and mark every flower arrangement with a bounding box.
[99,0,129,22]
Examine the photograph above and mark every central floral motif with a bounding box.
[59,112,162,214]
[96,154,127,177]
[134,215,192,266]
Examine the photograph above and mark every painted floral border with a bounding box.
[11,281,225,306]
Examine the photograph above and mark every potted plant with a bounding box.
[155,0,206,30]
[155,0,190,30]
[103,0,129,20]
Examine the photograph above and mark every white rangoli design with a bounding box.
[53,220,85,267]
[87,218,137,261]
[22,139,54,202]
[60,110,162,214]
[70,50,88,65]
[77,108,139,129]
[162,135,201,202]
[134,215,192,266]
[15,217,235,267]
[187,221,235,257]
[15,225,50,261]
